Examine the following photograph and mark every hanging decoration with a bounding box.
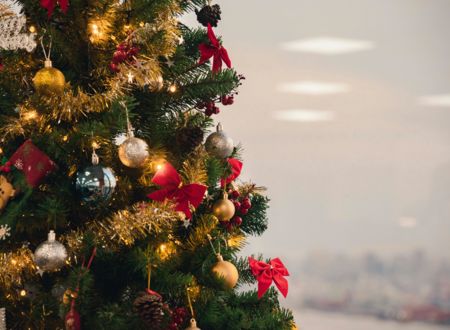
[118,103,149,168]
[0,175,16,213]
[34,230,68,272]
[65,300,81,330]
[147,162,207,218]
[220,158,243,187]
[0,5,37,53]
[204,123,234,159]
[33,36,66,95]
[212,253,239,289]
[212,191,235,222]
[196,2,222,27]
[40,0,69,18]
[64,248,96,330]
[185,288,201,330]
[198,24,231,73]
[207,235,239,289]
[248,256,289,299]
[76,143,117,204]
[7,139,57,188]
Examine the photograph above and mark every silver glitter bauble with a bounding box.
[118,136,149,168]
[205,123,234,158]
[34,230,68,272]
[76,165,117,203]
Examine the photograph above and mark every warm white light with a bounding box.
[273,109,335,122]
[419,94,450,107]
[281,37,375,55]
[398,217,417,229]
[278,81,350,95]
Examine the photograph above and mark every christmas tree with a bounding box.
[0,0,295,329]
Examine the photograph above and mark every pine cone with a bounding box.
[195,4,222,27]
[176,126,204,154]
[133,291,164,327]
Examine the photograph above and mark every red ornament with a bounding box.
[248,257,289,299]
[220,158,243,187]
[239,207,248,215]
[232,216,242,226]
[40,0,69,18]
[241,197,251,210]
[198,24,231,73]
[65,301,81,330]
[147,162,207,218]
[230,190,240,199]
[8,140,57,188]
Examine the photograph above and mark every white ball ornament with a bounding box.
[34,230,68,272]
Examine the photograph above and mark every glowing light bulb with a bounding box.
[20,289,27,297]
[29,25,36,33]
[62,135,69,142]
[168,84,177,93]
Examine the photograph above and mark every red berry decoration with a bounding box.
[242,197,251,210]
[213,106,220,114]
[230,190,240,199]
[232,216,243,226]
[239,207,249,215]
[233,201,241,210]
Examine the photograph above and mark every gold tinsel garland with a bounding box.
[0,247,37,297]
[63,201,182,253]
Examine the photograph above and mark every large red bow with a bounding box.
[40,0,69,18]
[249,256,289,299]
[221,158,242,187]
[147,163,207,219]
[198,24,231,73]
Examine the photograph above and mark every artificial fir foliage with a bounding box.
[0,0,295,329]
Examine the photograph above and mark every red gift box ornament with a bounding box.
[198,23,231,73]
[8,140,57,188]
[147,162,207,219]
[40,0,69,18]
[249,256,289,299]
[221,158,243,187]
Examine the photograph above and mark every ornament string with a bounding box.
[186,287,195,319]
[39,34,52,61]
[120,100,134,138]
[206,234,218,255]
[91,132,99,165]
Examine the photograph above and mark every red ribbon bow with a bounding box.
[221,158,243,187]
[40,0,69,18]
[198,24,231,73]
[249,256,290,299]
[147,162,207,219]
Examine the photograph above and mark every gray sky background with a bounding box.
[187,0,450,261]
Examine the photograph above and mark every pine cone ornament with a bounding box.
[133,290,164,327]
[176,127,204,153]
[195,4,221,27]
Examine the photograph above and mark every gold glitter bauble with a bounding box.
[212,254,239,289]
[212,192,235,222]
[118,136,149,168]
[33,60,65,95]
[185,318,201,330]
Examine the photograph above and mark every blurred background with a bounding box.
[188,0,450,329]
